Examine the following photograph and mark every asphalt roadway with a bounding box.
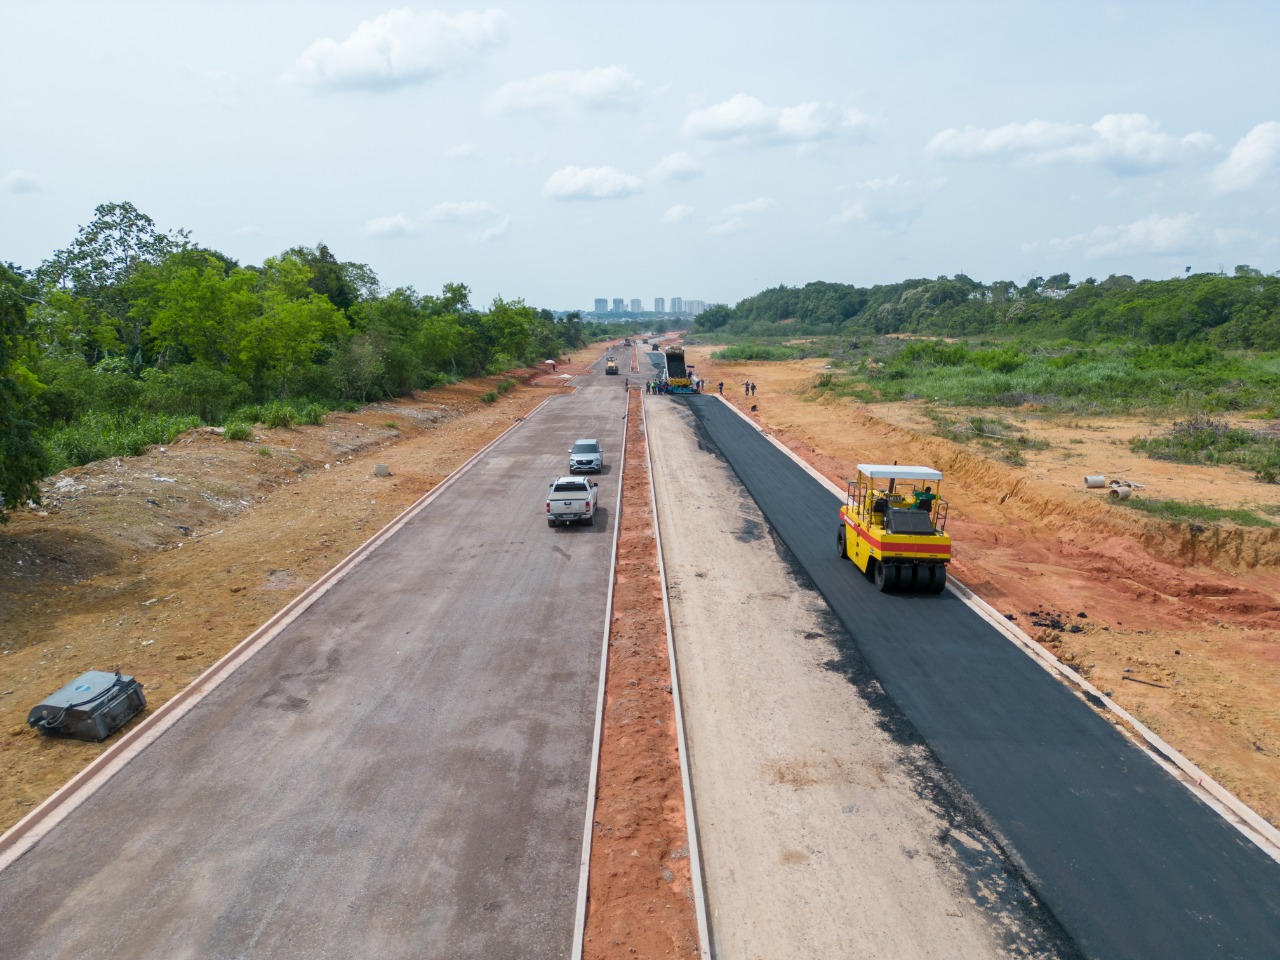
[0,367,625,960]
[678,392,1280,960]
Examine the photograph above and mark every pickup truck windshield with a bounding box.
[553,481,588,493]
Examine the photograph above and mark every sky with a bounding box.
[2,1,1278,313]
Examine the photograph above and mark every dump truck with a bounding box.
[605,356,619,375]
[663,345,696,393]
[837,463,950,593]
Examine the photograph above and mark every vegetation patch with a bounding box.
[222,421,253,442]
[43,412,201,473]
[479,390,499,403]
[1130,414,1280,483]
[927,411,1048,467]
[711,343,806,362]
[1116,496,1274,528]
[807,339,1280,415]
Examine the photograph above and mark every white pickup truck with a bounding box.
[546,476,599,526]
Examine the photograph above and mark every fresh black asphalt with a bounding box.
[678,392,1280,960]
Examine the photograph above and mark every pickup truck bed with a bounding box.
[546,476,598,526]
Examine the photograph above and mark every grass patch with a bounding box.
[223,422,254,441]
[479,390,498,403]
[496,379,517,394]
[711,344,804,361]
[928,411,1049,467]
[809,339,1280,414]
[1130,414,1280,483]
[43,412,201,472]
[1116,497,1273,528]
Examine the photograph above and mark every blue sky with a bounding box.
[3,1,1278,311]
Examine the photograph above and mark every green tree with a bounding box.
[37,202,187,365]
[1,266,49,520]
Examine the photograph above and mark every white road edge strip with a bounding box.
[0,395,557,872]
[712,395,1280,866]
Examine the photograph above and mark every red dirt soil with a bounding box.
[584,387,699,958]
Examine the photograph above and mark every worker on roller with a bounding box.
[915,485,936,511]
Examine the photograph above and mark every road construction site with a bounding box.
[1,346,1279,958]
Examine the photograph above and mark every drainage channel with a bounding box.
[573,386,709,959]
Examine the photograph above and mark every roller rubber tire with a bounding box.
[874,559,890,592]
[837,527,848,559]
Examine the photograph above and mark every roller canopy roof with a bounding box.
[857,464,943,481]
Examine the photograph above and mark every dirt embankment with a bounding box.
[691,349,1280,828]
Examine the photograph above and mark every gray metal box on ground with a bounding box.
[27,671,147,742]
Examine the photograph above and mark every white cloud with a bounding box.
[478,216,510,243]
[1048,213,1197,258]
[649,152,702,181]
[842,107,872,142]
[928,113,1212,173]
[682,94,854,145]
[364,213,420,237]
[829,176,925,233]
[1,169,40,193]
[425,201,496,222]
[542,165,642,200]
[706,197,775,235]
[443,142,477,159]
[488,65,641,117]
[725,197,774,215]
[283,8,506,93]
[708,217,748,235]
[1211,121,1280,193]
[664,204,694,223]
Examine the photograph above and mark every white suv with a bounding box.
[568,439,603,473]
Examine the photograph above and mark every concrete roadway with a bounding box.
[0,365,625,960]
[677,394,1280,960]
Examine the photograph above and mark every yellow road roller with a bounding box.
[837,463,951,593]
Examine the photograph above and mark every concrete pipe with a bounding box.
[1084,475,1106,488]
[1109,486,1132,500]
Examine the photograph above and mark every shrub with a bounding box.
[480,390,498,403]
[262,402,296,428]
[223,421,254,441]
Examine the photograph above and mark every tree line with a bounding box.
[692,270,1280,349]
[1,202,603,520]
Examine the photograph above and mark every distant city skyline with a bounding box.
[588,294,708,314]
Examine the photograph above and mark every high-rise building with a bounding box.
[612,298,624,313]
[654,297,665,313]
[685,299,706,315]
[593,298,608,313]
[671,297,684,313]
[630,298,642,313]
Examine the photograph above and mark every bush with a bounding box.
[223,422,253,441]
[140,364,250,423]
[480,390,498,403]
[496,379,517,394]
[262,402,296,428]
